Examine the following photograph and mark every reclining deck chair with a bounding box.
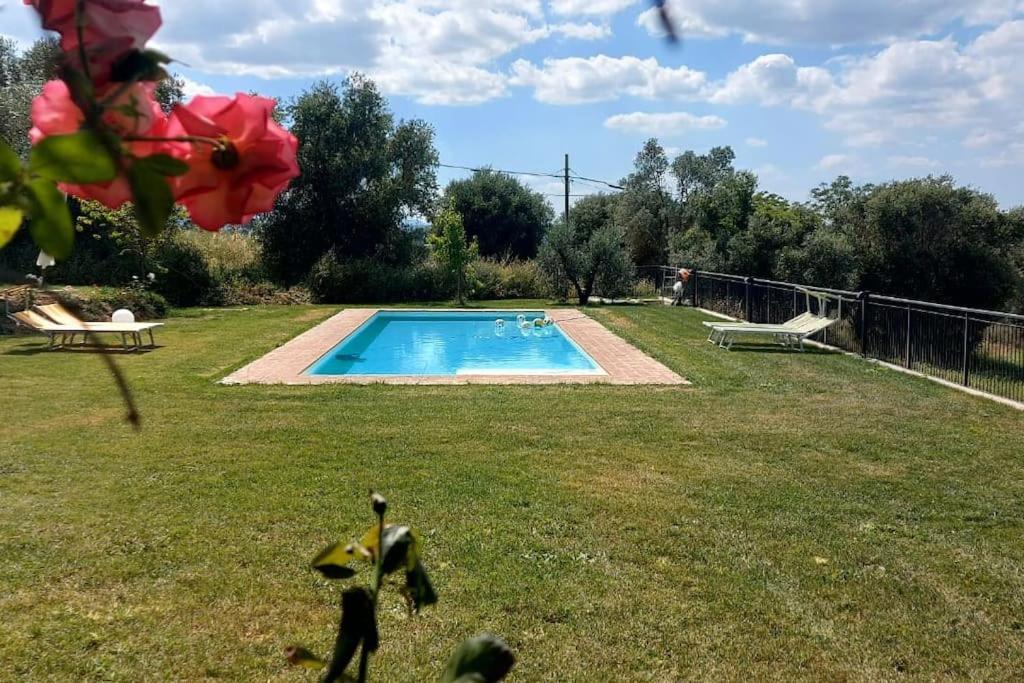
[702,289,838,351]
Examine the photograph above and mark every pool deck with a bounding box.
[221,308,688,386]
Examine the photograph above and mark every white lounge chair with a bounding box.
[702,289,839,351]
[704,314,836,351]
[10,309,161,350]
[34,303,163,348]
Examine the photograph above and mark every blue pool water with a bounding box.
[306,311,603,376]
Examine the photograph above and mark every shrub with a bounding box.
[471,257,547,299]
[175,230,266,283]
[308,252,451,304]
[215,277,312,306]
[151,237,216,307]
[54,285,169,321]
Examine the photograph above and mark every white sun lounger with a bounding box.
[703,313,836,351]
[10,309,162,350]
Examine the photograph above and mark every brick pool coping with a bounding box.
[221,308,688,386]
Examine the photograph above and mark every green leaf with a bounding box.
[110,48,173,83]
[0,207,24,249]
[405,559,438,613]
[128,164,174,238]
[323,587,378,683]
[25,179,73,260]
[441,634,515,683]
[360,524,419,575]
[0,138,20,183]
[311,542,365,580]
[29,131,117,184]
[284,645,325,670]
[137,154,189,177]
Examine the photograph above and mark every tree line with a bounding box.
[3,36,1022,313]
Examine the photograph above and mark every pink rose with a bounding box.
[24,0,161,79]
[166,94,299,231]
[30,78,169,208]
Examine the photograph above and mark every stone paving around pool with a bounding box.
[221,308,688,386]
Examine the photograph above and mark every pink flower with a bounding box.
[30,78,168,208]
[24,0,161,80]
[166,94,299,231]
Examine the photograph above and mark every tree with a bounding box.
[155,74,185,113]
[671,145,736,202]
[0,37,60,158]
[538,219,633,306]
[615,139,676,266]
[853,176,1018,309]
[442,170,553,259]
[429,205,477,305]
[257,77,439,284]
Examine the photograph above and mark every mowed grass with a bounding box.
[2,303,1024,681]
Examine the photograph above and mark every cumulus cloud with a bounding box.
[637,0,1024,45]
[815,154,855,171]
[887,155,940,168]
[603,111,726,135]
[745,137,768,147]
[549,0,638,17]
[1,0,624,106]
[550,22,612,40]
[509,55,707,104]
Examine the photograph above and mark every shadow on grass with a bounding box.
[1,344,160,356]
[715,344,835,355]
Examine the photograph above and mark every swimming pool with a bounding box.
[305,311,604,377]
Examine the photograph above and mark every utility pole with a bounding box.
[564,153,570,225]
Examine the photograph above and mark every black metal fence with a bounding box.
[656,267,1024,404]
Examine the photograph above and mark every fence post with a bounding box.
[691,269,699,309]
[961,311,970,387]
[858,291,869,357]
[905,305,912,369]
[744,277,753,322]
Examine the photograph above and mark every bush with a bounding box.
[53,285,169,321]
[215,277,312,306]
[471,258,547,299]
[308,252,451,304]
[151,237,216,307]
[175,230,266,283]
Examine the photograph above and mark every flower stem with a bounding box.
[122,134,223,147]
[357,505,386,683]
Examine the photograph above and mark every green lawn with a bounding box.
[2,303,1023,680]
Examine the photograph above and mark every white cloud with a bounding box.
[550,22,612,40]
[179,76,216,100]
[816,154,855,171]
[549,0,638,17]
[603,111,726,135]
[887,155,940,169]
[745,137,768,147]
[963,129,1009,149]
[509,55,707,104]
[709,53,834,108]
[637,0,1024,45]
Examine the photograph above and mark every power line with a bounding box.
[439,161,624,191]
[438,163,562,180]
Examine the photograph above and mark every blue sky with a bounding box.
[4,0,1024,207]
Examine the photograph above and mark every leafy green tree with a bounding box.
[429,205,477,305]
[0,37,60,158]
[538,219,633,306]
[442,170,553,259]
[568,193,619,241]
[257,77,438,284]
[615,138,675,266]
[853,176,1018,309]
[776,228,860,290]
[671,145,736,202]
[155,74,185,113]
